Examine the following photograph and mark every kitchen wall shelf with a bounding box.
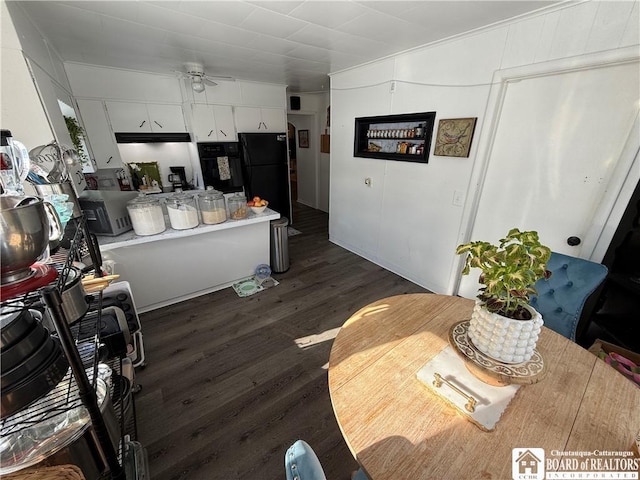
[354,112,436,163]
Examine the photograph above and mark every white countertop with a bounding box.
[97,208,280,251]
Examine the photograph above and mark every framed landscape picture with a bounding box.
[434,118,477,157]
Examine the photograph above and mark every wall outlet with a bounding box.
[364,177,372,187]
[452,190,464,206]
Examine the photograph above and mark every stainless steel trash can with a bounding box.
[270,217,290,273]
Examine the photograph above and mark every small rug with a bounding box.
[288,227,302,236]
[232,275,280,297]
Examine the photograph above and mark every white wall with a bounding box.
[2,1,88,193]
[329,0,640,295]
[117,143,200,190]
[1,1,71,150]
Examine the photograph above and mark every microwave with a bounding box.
[79,190,139,236]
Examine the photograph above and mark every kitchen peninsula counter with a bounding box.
[97,208,280,312]
[97,208,280,250]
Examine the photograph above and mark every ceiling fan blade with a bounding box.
[202,78,217,86]
[204,74,234,81]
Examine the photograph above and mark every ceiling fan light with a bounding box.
[191,77,205,93]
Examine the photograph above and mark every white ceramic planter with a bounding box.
[467,300,543,364]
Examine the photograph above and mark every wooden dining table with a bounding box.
[328,294,640,480]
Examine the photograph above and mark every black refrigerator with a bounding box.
[238,133,291,221]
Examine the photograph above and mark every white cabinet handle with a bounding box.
[106,156,113,164]
[220,130,227,137]
[154,120,163,128]
[208,130,213,137]
[139,120,146,128]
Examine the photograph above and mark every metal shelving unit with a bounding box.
[1,215,126,479]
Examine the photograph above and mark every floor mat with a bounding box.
[288,227,302,236]
[232,275,280,297]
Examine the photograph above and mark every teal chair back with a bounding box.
[285,440,369,480]
[530,252,607,341]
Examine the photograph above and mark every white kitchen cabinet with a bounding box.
[259,107,286,132]
[212,105,236,141]
[234,106,286,133]
[146,104,187,132]
[76,99,122,170]
[105,101,186,132]
[191,104,236,142]
[105,102,149,132]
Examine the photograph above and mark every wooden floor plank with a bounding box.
[135,203,430,479]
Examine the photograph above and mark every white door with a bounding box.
[458,58,639,298]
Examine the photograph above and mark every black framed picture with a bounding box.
[298,130,309,148]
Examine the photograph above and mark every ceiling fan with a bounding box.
[174,62,233,92]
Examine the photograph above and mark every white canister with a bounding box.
[126,194,166,236]
[166,192,199,230]
[198,190,227,225]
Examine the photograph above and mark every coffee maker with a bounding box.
[168,166,189,191]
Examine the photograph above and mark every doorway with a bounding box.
[287,122,298,203]
[457,54,640,298]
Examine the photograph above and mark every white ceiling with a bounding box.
[14,0,561,93]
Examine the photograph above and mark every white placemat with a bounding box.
[416,345,520,431]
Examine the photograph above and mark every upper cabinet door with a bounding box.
[191,104,218,142]
[213,105,236,141]
[105,102,186,132]
[147,104,186,132]
[76,99,122,170]
[106,101,151,132]
[234,106,262,133]
[234,106,285,133]
[259,108,286,132]
[192,104,237,142]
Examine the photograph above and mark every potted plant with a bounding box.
[456,228,551,364]
[64,116,89,167]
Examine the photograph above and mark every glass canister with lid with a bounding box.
[127,194,166,236]
[227,193,248,220]
[198,189,227,224]
[166,192,199,230]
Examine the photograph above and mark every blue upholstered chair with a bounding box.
[285,440,369,480]
[530,252,608,341]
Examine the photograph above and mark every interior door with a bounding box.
[458,59,639,298]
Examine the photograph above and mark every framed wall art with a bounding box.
[299,129,309,148]
[434,117,477,157]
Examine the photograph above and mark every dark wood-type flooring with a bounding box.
[134,203,429,480]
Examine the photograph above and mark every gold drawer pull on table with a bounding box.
[433,372,477,412]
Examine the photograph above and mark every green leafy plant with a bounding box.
[64,116,88,165]
[456,228,551,320]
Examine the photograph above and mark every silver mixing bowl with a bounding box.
[0,196,50,284]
